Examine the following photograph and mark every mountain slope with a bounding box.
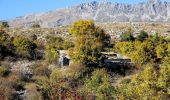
[8,0,170,28]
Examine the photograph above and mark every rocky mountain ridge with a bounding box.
[8,0,170,28]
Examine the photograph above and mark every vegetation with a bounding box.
[45,36,73,63]
[45,43,59,64]
[32,23,40,28]
[0,20,169,100]
[13,35,37,59]
[80,69,115,99]
[136,30,148,41]
[117,64,170,99]
[120,28,135,41]
[0,22,9,28]
[69,20,110,65]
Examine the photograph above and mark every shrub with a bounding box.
[32,62,51,77]
[117,64,170,99]
[24,83,42,100]
[80,69,115,99]
[156,43,168,59]
[32,23,40,28]
[45,44,59,64]
[0,67,10,77]
[136,30,148,41]
[120,28,134,41]
[115,42,135,55]
[0,22,9,28]
[0,30,12,58]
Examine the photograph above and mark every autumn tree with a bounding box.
[13,35,37,58]
[131,40,156,66]
[69,20,110,65]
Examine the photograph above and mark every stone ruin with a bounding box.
[58,50,70,67]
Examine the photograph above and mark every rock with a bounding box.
[7,0,170,28]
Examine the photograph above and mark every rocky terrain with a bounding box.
[7,0,170,28]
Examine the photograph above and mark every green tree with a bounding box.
[137,30,148,41]
[13,35,37,58]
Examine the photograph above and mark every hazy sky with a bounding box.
[0,0,169,20]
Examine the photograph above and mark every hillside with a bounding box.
[8,0,170,28]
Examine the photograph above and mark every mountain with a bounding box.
[8,0,170,28]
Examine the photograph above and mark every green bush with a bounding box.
[120,28,135,41]
[136,30,148,41]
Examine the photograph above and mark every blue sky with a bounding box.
[0,0,168,20]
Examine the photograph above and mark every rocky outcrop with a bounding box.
[8,0,170,28]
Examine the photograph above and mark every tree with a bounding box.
[69,36,103,65]
[69,20,110,65]
[137,30,148,41]
[120,28,135,41]
[13,35,37,58]
[69,20,95,36]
